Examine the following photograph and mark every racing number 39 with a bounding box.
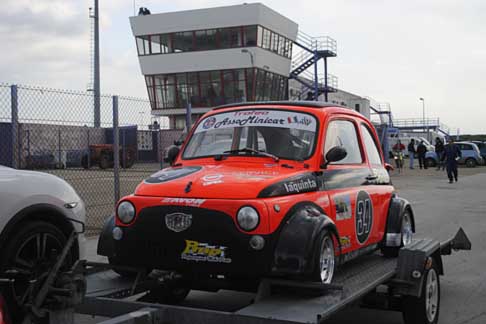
[356,191,373,244]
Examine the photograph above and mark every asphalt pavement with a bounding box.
[78,166,486,324]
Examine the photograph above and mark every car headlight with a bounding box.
[117,201,136,224]
[237,206,260,231]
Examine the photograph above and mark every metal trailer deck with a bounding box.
[75,229,471,324]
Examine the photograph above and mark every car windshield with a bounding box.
[182,109,318,161]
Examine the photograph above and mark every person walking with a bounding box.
[408,139,416,169]
[442,138,462,183]
[435,137,445,170]
[417,140,427,169]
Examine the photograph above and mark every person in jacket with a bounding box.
[408,139,416,169]
[435,137,445,170]
[417,140,428,169]
[392,140,405,170]
[442,138,462,183]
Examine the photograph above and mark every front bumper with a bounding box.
[112,205,278,277]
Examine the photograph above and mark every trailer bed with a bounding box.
[79,253,397,323]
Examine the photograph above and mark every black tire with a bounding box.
[310,230,336,284]
[381,209,414,258]
[465,158,476,168]
[425,158,436,168]
[99,153,111,169]
[402,259,440,324]
[140,284,190,305]
[0,221,71,323]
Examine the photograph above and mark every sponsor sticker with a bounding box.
[340,236,352,249]
[334,194,352,220]
[355,191,374,245]
[145,166,201,184]
[201,174,223,186]
[181,240,232,263]
[162,197,206,207]
[283,178,318,193]
[194,110,317,134]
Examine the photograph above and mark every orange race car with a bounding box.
[98,101,415,301]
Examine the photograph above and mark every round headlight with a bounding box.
[117,201,135,224]
[237,206,260,231]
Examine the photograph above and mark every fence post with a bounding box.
[113,96,120,205]
[10,85,19,168]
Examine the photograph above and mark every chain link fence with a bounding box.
[0,83,179,236]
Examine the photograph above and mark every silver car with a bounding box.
[0,165,85,321]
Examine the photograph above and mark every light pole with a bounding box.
[419,97,426,140]
[241,49,256,101]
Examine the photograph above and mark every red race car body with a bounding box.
[99,102,415,285]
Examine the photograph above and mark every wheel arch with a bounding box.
[383,195,416,247]
[0,204,79,260]
[272,201,340,277]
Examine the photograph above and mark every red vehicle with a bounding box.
[98,102,415,301]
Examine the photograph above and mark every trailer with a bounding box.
[0,228,471,324]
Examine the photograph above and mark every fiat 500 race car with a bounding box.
[98,101,415,300]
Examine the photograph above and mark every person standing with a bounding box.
[442,138,462,183]
[435,137,445,170]
[408,139,416,169]
[417,140,428,169]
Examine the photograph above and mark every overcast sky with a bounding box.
[1,0,485,134]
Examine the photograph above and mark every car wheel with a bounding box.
[465,158,476,168]
[311,230,336,284]
[382,209,414,258]
[402,259,440,324]
[425,158,436,168]
[99,153,111,169]
[139,283,190,304]
[0,221,71,323]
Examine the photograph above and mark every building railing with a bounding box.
[393,118,441,128]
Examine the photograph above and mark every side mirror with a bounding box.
[322,146,347,168]
[164,145,180,166]
[385,163,394,172]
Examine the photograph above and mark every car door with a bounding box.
[358,122,394,245]
[321,116,373,253]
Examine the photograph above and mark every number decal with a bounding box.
[355,191,373,244]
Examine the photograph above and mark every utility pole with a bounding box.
[93,0,101,127]
[419,97,426,141]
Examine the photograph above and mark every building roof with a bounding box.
[211,101,348,110]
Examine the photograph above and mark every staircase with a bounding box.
[290,31,338,100]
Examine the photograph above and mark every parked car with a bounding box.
[425,141,483,167]
[98,102,416,302]
[0,165,86,323]
[471,141,486,165]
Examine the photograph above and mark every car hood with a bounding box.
[134,162,317,199]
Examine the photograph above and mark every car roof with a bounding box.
[209,101,363,118]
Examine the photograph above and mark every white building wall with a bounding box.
[139,47,291,76]
[130,3,298,40]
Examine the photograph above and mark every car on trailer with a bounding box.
[0,165,86,323]
[98,101,416,299]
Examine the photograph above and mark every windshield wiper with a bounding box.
[222,147,279,162]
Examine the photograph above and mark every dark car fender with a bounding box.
[97,214,115,257]
[271,202,340,277]
[383,195,416,247]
